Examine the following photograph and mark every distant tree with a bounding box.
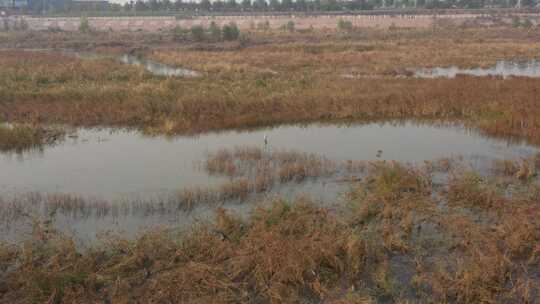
[79,16,91,33]
[21,0,526,15]
[321,0,339,10]
[191,25,206,41]
[347,0,372,9]
[241,0,252,10]
[134,0,148,11]
[253,0,268,10]
[173,25,189,41]
[148,0,159,11]
[123,1,134,10]
[109,3,122,11]
[213,0,225,10]
[223,22,240,40]
[28,0,43,14]
[285,20,295,32]
[173,0,183,9]
[47,0,73,12]
[200,0,211,10]
[282,0,293,9]
[383,0,394,7]
[2,19,10,31]
[296,0,307,10]
[456,0,484,8]
[521,18,533,28]
[162,0,172,10]
[226,0,238,9]
[512,16,521,27]
[338,18,353,31]
[307,0,322,10]
[209,21,222,40]
[269,0,280,10]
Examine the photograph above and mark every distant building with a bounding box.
[0,0,28,8]
[71,0,109,10]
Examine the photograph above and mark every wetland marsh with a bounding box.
[0,23,540,303]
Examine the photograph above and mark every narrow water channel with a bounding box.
[414,60,540,78]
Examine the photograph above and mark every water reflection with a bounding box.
[118,54,201,77]
[0,121,537,200]
[1,121,538,243]
[414,60,540,78]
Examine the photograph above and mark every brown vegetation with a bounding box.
[0,199,368,303]
[0,124,64,153]
[0,147,361,222]
[1,160,539,303]
[2,27,540,144]
[1,25,540,303]
[205,147,341,180]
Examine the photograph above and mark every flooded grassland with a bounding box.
[1,25,540,303]
[3,27,540,144]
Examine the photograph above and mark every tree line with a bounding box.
[23,0,540,15]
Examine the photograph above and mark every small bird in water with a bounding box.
[264,134,268,146]
[376,150,383,158]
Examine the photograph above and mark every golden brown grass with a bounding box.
[2,27,540,145]
[1,26,540,303]
[2,160,538,303]
[348,162,540,303]
[205,146,340,180]
[0,200,369,303]
[0,124,64,153]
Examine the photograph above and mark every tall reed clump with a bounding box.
[205,146,352,181]
[345,162,540,303]
[347,162,434,255]
[0,124,64,153]
[203,146,365,200]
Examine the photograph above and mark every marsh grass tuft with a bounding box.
[0,200,372,303]
[0,124,64,153]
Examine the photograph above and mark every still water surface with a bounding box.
[1,121,538,242]
[414,60,540,78]
[118,54,201,77]
[0,121,536,200]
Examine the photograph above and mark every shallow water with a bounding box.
[72,52,200,77]
[0,121,537,200]
[118,54,201,77]
[414,60,540,78]
[1,121,538,242]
